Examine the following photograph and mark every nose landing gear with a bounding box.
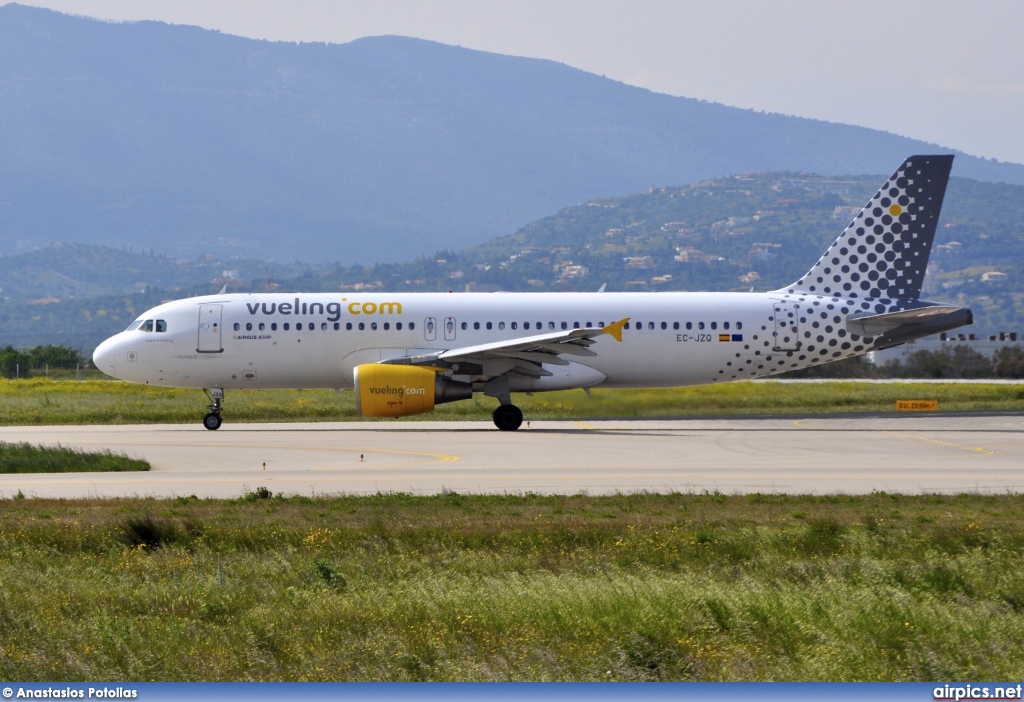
[203,388,224,430]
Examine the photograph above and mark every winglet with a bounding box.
[602,318,629,342]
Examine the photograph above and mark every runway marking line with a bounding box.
[881,431,995,456]
[571,421,597,430]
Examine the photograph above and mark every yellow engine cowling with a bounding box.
[354,364,472,417]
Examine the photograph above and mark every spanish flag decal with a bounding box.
[718,334,730,342]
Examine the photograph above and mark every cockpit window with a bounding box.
[156,320,167,333]
[125,320,144,332]
[140,320,154,332]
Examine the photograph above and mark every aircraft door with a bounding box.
[444,316,456,342]
[197,304,224,353]
[771,300,800,351]
[424,317,437,341]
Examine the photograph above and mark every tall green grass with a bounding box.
[1,378,1023,425]
[0,441,150,473]
[0,492,1021,680]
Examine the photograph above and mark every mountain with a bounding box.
[2,3,1024,265]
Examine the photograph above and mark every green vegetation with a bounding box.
[0,492,1021,680]
[0,344,86,378]
[0,442,149,473]
[1,378,1023,426]
[4,172,1024,351]
[784,346,1024,379]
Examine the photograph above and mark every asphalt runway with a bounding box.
[1,415,1022,498]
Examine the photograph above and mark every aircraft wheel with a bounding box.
[492,404,523,431]
[203,412,223,431]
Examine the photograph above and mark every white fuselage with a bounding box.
[93,291,832,391]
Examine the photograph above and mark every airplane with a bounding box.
[92,155,972,431]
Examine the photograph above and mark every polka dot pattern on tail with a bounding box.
[780,155,953,301]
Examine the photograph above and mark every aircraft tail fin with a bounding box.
[779,155,954,301]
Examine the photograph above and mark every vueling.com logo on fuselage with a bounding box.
[367,384,426,398]
[245,298,402,323]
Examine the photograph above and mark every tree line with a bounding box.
[785,345,1024,380]
[0,345,85,378]
[1,343,1022,381]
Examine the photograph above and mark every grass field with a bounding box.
[0,442,150,474]
[0,492,1021,681]
[1,378,1023,425]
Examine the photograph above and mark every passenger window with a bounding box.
[284,323,290,331]
[322,323,328,331]
[673,322,679,330]
[272,323,278,331]
[383,322,390,331]
[259,323,265,331]
[573,322,580,329]
[486,322,492,330]
[473,322,480,330]
[586,322,593,328]
[358,322,365,330]
[141,320,154,332]
[724,321,730,330]
[648,322,655,330]
[396,322,403,330]
[524,322,530,330]
[461,322,468,330]
[245,323,253,331]
[409,322,415,330]
[548,322,555,330]
[511,322,518,330]
[561,322,568,330]
[711,322,717,330]
[346,322,352,330]
[698,322,705,330]
[737,321,743,330]
[233,323,240,331]
[661,322,667,330]
[686,322,692,330]
[498,322,505,330]
[333,323,340,330]
[371,322,377,330]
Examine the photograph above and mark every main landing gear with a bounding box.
[203,388,224,430]
[485,375,524,431]
[492,404,523,431]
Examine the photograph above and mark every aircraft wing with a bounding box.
[380,318,629,378]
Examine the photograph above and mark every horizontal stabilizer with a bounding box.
[848,305,973,350]
[847,305,962,337]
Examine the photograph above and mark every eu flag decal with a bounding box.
[732,334,743,342]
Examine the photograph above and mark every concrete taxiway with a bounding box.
[0,415,1022,498]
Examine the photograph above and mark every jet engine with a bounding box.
[354,364,472,417]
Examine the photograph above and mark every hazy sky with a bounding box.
[18,0,1024,164]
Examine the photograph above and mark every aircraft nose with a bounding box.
[92,338,117,377]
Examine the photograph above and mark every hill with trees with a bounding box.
[1,171,1022,352]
